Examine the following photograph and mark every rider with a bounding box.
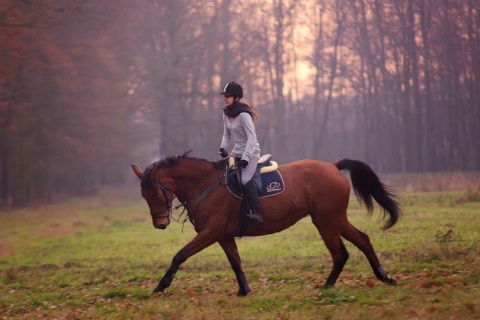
[218,81,263,223]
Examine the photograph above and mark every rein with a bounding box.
[181,170,231,213]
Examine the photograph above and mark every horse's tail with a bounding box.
[335,159,401,230]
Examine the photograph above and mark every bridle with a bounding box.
[149,182,175,220]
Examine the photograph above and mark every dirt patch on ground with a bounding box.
[0,237,11,258]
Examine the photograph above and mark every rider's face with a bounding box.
[223,95,234,106]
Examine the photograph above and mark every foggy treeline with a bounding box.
[1,0,479,207]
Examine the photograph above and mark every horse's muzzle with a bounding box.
[155,223,167,230]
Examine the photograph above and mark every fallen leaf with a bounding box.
[366,279,375,287]
[186,289,197,297]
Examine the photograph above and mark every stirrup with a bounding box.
[247,211,263,223]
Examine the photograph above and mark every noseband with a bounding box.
[150,182,175,219]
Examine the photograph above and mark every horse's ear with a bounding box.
[131,165,144,180]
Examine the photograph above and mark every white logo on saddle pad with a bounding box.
[266,181,282,193]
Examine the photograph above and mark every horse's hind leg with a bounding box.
[219,238,251,296]
[340,220,396,285]
[313,221,350,288]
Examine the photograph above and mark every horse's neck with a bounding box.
[168,161,218,198]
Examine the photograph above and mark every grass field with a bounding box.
[1,178,479,319]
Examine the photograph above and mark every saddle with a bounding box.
[226,154,284,199]
[225,154,284,237]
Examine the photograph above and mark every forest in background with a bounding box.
[1,0,479,207]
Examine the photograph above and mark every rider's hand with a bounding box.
[240,159,248,168]
[219,148,228,158]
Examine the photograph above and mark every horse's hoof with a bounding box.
[236,288,251,297]
[386,278,397,286]
[152,286,165,294]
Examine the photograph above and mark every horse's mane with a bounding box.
[154,150,194,169]
[141,150,225,190]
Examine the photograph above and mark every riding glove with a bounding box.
[219,148,228,158]
[240,159,249,168]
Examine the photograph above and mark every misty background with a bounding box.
[1,0,479,207]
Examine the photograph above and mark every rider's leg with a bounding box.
[241,157,263,223]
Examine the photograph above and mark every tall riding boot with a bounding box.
[243,180,263,223]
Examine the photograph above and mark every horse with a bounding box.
[131,151,401,296]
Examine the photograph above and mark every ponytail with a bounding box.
[243,101,258,122]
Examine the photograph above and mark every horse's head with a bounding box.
[132,151,222,229]
[132,164,174,230]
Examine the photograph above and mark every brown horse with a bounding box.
[131,151,401,296]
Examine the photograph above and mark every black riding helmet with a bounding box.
[219,81,243,98]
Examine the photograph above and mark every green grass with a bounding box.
[0,188,479,319]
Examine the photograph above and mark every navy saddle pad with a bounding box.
[226,168,285,198]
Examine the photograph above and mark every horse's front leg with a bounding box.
[219,237,251,297]
[153,231,218,294]
[153,249,185,293]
